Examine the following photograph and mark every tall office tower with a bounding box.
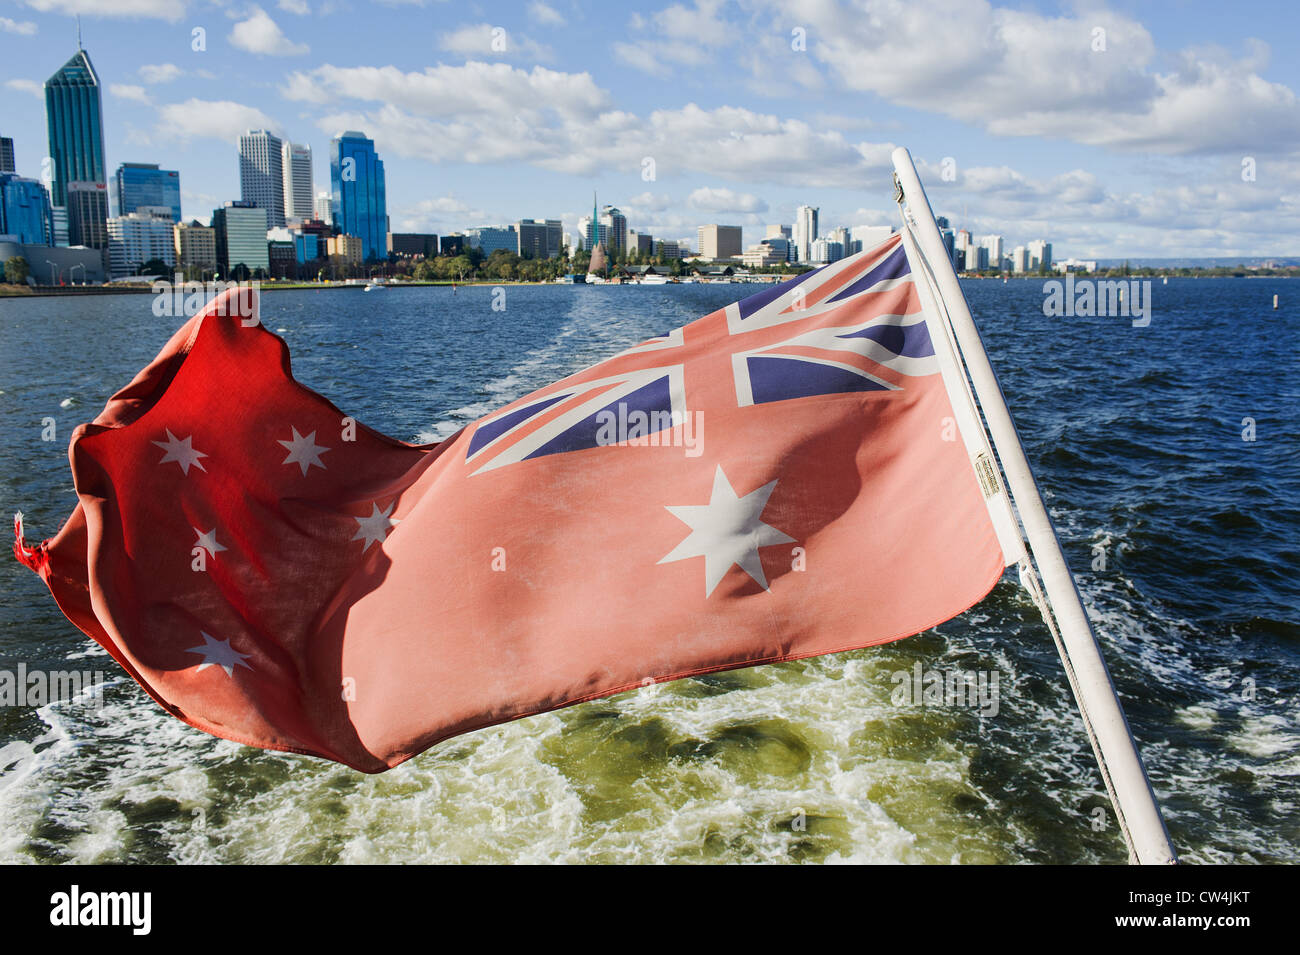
[313,190,332,225]
[281,141,314,221]
[113,162,181,221]
[0,137,15,173]
[1027,239,1052,272]
[626,229,654,256]
[599,205,627,253]
[793,205,818,263]
[45,48,107,210]
[516,219,562,258]
[577,215,605,252]
[66,180,109,272]
[212,200,270,277]
[0,172,55,244]
[66,180,108,247]
[765,224,792,240]
[850,224,893,254]
[939,223,956,268]
[239,129,285,229]
[697,224,742,260]
[329,131,387,261]
[982,234,1004,269]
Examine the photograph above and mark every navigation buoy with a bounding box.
[1274,294,1279,310]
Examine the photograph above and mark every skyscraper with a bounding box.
[212,200,269,277]
[517,219,562,258]
[313,191,332,225]
[793,205,818,264]
[113,163,181,222]
[66,180,109,270]
[0,137,14,174]
[697,224,742,260]
[330,131,387,261]
[281,141,313,221]
[599,205,627,254]
[239,130,285,229]
[0,172,54,244]
[849,224,893,254]
[982,234,1004,271]
[45,48,107,209]
[1027,239,1052,272]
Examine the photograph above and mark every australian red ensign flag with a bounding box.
[16,234,1010,772]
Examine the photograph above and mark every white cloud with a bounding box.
[397,196,487,232]
[153,98,279,142]
[229,6,309,56]
[616,0,758,78]
[139,63,183,84]
[787,0,1300,156]
[110,84,151,103]
[4,78,42,97]
[528,1,563,26]
[21,0,185,20]
[284,62,896,190]
[910,153,1300,258]
[278,0,309,13]
[688,187,768,214]
[438,23,552,62]
[283,62,608,118]
[1,16,37,34]
[623,192,675,214]
[610,0,1300,157]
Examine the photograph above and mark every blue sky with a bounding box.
[2,0,1298,257]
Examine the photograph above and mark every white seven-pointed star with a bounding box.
[659,465,796,597]
[278,426,330,475]
[152,429,207,475]
[186,631,252,677]
[352,501,400,552]
[192,527,227,559]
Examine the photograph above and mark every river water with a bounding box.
[0,277,1295,863]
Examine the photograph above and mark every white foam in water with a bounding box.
[5,290,1293,865]
[1226,715,1297,759]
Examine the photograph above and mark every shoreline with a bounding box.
[2,272,1296,299]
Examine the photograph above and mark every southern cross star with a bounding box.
[186,631,252,677]
[352,501,400,552]
[278,426,330,475]
[192,527,227,559]
[152,429,208,475]
[659,465,795,597]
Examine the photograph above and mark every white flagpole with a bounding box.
[890,146,1177,865]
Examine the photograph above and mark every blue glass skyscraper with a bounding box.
[0,173,54,245]
[44,48,106,208]
[330,131,387,262]
[114,163,182,221]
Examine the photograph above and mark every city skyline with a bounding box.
[1,2,1297,259]
[0,31,1080,277]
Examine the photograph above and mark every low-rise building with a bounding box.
[327,233,363,264]
[174,219,217,273]
[107,207,176,277]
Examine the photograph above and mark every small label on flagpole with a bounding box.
[973,451,1002,499]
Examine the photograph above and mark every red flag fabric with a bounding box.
[16,236,1006,772]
